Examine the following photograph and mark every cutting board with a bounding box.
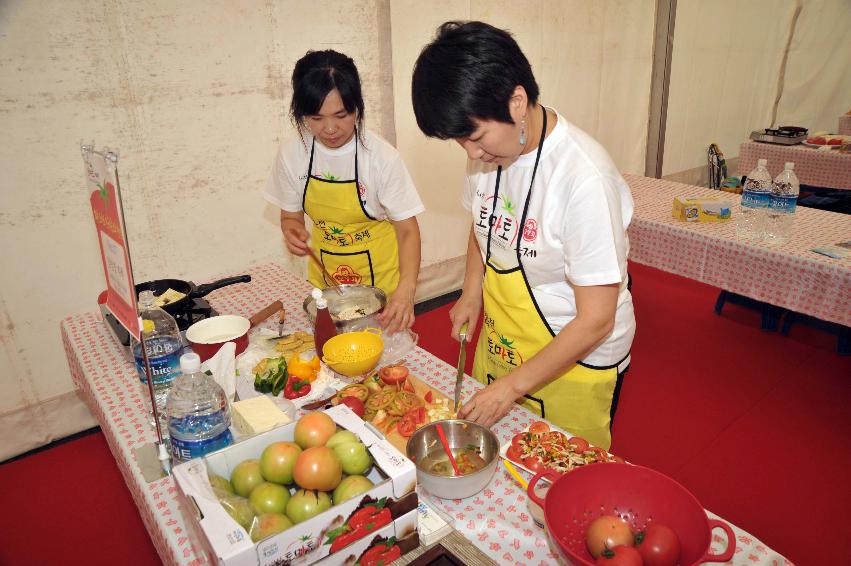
[380,372,454,455]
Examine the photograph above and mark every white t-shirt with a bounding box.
[462,110,635,367]
[264,129,424,222]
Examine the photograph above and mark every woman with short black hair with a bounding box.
[265,50,423,332]
[412,22,635,449]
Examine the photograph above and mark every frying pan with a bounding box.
[135,275,251,315]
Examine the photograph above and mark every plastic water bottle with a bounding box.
[312,288,337,357]
[166,352,234,463]
[765,162,799,246]
[736,158,772,241]
[132,290,184,435]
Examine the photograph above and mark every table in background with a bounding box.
[61,262,793,566]
[624,174,851,328]
[737,141,851,190]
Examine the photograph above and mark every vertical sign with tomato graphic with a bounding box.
[82,144,140,340]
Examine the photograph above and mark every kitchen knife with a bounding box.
[453,322,469,413]
[277,308,286,337]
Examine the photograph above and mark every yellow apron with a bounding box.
[302,136,400,296]
[470,108,626,450]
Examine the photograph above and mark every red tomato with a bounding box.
[511,433,527,448]
[379,365,409,386]
[293,412,337,449]
[595,545,643,566]
[397,417,416,438]
[540,431,567,446]
[522,455,545,473]
[590,447,611,462]
[293,446,342,491]
[505,444,523,463]
[586,515,634,558]
[567,436,589,452]
[528,421,550,434]
[424,391,433,403]
[338,396,365,418]
[636,522,681,566]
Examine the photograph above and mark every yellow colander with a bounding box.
[322,329,384,377]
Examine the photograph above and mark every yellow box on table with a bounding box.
[672,196,733,222]
[173,404,419,566]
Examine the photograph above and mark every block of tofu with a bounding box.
[231,395,292,435]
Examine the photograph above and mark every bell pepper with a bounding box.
[283,376,311,400]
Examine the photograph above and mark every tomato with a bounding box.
[511,433,528,448]
[338,396,365,418]
[293,412,337,449]
[424,390,433,403]
[286,489,332,524]
[585,515,634,558]
[293,446,342,491]
[397,417,416,437]
[636,522,681,566]
[505,443,523,463]
[567,436,589,452]
[379,364,409,386]
[589,447,611,462]
[611,455,626,464]
[522,455,545,473]
[595,545,643,566]
[360,541,401,566]
[528,421,550,434]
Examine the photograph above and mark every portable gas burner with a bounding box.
[750,126,808,145]
[97,290,217,360]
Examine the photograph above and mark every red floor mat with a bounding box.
[0,432,160,566]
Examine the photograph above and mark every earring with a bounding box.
[519,117,527,145]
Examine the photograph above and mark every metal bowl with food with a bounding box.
[405,419,500,499]
[303,285,387,333]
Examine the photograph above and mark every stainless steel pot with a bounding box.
[405,419,500,499]
[302,285,387,333]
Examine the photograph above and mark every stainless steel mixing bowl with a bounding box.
[405,419,500,500]
[302,284,387,333]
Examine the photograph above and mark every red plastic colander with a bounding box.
[527,463,735,566]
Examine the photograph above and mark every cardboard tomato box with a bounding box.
[173,404,418,566]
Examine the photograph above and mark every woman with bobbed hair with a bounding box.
[265,50,423,332]
[412,22,635,449]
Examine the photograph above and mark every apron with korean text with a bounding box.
[302,136,400,295]
[471,108,626,450]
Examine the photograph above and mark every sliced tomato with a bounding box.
[522,455,545,473]
[397,417,416,438]
[379,365,409,386]
[505,444,523,463]
[424,391,433,403]
[528,421,550,434]
[567,436,589,452]
[589,447,610,462]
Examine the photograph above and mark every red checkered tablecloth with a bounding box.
[737,141,851,189]
[61,262,794,565]
[625,174,851,327]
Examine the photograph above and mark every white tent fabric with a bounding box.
[1,0,848,460]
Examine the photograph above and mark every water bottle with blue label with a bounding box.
[166,352,233,463]
[736,158,772,241]
[765,162,799,246]
[132,290,184,436]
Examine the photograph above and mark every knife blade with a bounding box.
[453,322,469,413]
